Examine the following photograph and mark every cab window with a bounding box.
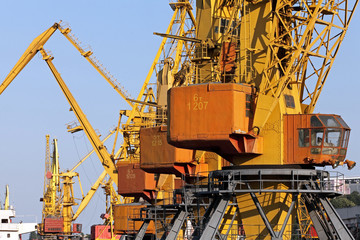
[342,130,350,148]
[319,115,340,127]
[311,129,324,146]
[298,129,309,147]
[311,116,323,127]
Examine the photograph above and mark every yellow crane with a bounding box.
[0,22,119,186]
[40,136,61,229]
[161,0,359,239]
[0,2,202,238]
[4,185,9,210]
[39,135,81,237]
[0,2,239,239]
[39,133,120,238]
[0,22,119,239]
[0,22,131,107]
[0,23,123,237]
[112,0,197,163]
[0,19,148,238]
[109,0,358,239]
[4,0,357,238]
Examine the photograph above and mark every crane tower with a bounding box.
[131,0,359,239]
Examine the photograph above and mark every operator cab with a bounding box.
[284,114,351,167]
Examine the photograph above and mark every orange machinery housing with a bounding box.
[140,126,208,177]
[42,217,64,234]
[72,223,82,234]
[40,218,82,235]
[117,162,157,202]
[91,224,121,240]
[113,203,155,235]
[167,83,262,163]
[284,114,350,166]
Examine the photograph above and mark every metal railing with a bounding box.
[173,169,345,197]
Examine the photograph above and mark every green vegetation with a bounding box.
[28,231,41,240]
[331,191,360,208]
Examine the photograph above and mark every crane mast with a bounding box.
[40,135,114,239]
[42,136,61,223]
[168,0,358,166]
[4,185,9,211]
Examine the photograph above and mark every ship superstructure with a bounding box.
[0,185,37,240]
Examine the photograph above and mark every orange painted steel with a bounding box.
[140,126,195,177]
[43,217,64,233]
[91,224,121,239]
[113,204,155,235]
[168,83,262,163]
[284,114,350,165]
[116,162,156,202]
[72,223,82,233]
[219,42,237,74]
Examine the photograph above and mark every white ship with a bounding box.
[0,185,37,240]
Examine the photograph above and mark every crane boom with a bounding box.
[0,25,122,227]
[114,5,191,159]
[0,23,58,95]
[72,170,107,221]
[70,129,115,173]
[0,22,132,107]
[39,48,118,186]
[57,24,134,107]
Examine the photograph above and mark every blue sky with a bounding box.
[0,1,174,234]
[0,0,359,235]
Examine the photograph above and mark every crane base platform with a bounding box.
[127,168,352,240]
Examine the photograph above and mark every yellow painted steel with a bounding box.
[57,23,134,108]
[193,0,358,166]
[179,0,359,238]
[40,135,113,236]
[42,136,61,226]
[297,194,318,239]
[0,23,124,232]
[0,20,132,185]
[39,50,130,234]
[72,170,108,221]
[0,12,163,240]
[40,49,119,186]
[4,185,9,210]
[218,203,242,238]
[236,184,294,239]
[0,23,58,95]
[60,171,78,235]
[70,129,116,173]
[1,0,356,238]
[113,6,180,161]
[41,136,78,236]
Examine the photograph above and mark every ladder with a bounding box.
[240,0,253,83]
[57,23,133,106]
